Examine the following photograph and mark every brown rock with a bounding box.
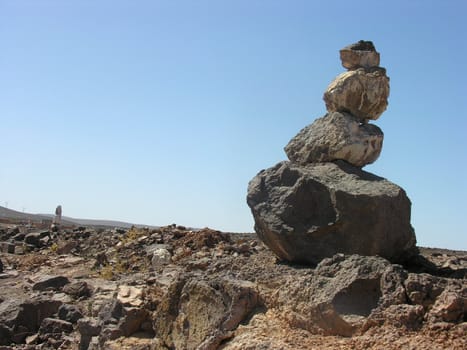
[428,286,467,323]
[39,317,73,334]
[276,254,408,336]
[118,307,148,337]
[381,304,425,330]
[63,281,92,299]
[404,273,444,307]
[323,67,390,122]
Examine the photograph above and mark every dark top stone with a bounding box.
[345,40,376,51]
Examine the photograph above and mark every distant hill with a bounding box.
[0,206,53,222]
[0,206,152,229]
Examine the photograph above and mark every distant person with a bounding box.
[54,205,62,225]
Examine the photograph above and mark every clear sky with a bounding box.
[1,1,466,250]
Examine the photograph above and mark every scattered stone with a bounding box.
[39,317,73,334]
[25,332,39,345]
[428,286,467,323]
[1,241,15,254]
[118,307,148,337]
[117,285,144,307]
[285,111,383,167]
[9,226,20,235]
[323,67,390,122]
[56,240,78,254]
[366,304,425,331]
[404,273,444,307]
[24,232,41,246]
[0,323,12,346]
[94,252,108,267]
[12,232,26,241]
[24,231,49,247]
[0,298,63,344]
[0,258,3,273]
[0,220,465,349]
[247,161,417,264]
[99,325,123,344]
[63,281,92,299]
[58,304,83,323]
[32,275,70,291]
[78,318,102,350]
[145,243,171,256]
[98,299,124,326]
[154,276,259,349]
[151,248,172,269]
[14,245,25,255]
[339,40,380,70]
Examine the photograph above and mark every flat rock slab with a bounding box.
[32,275,70,291]
[247,161,417,265]
[284,111,383,167]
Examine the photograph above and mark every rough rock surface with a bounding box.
[32,274,70,291]
[63,281,92,299]
[153,276,259,350]
[247,160,417,264]
[151,248,172,270]
[323,67,390,122]
[339,40,380,70]
[39,317,73,334]
[1,222,465,349]
[285,111,383,167]
[58,304,83,323]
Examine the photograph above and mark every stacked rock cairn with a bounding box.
[247,40,417,265]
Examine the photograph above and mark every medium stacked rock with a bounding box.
[285,111,383,167]
[247,40,417,265]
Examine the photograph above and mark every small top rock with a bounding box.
[340,40,380,70]
[345,40,377,51]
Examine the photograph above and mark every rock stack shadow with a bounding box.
[247,40,417,265]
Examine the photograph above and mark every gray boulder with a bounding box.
[285,111,383,167]
[246,160,417,265]
[323,67,389,122]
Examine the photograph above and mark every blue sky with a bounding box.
[1,1,466,250]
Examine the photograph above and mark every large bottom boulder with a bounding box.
[247,160,417,265]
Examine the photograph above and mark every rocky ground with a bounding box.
[0,223,466,349]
